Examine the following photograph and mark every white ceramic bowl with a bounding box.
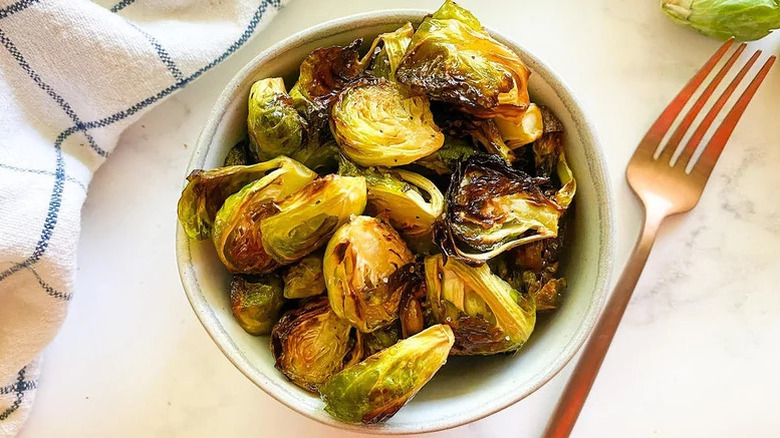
[176,9,615,434]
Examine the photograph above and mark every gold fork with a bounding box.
[543,38,776,437]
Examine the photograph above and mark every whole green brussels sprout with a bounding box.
[662,0,780,41]
[230,274,284,335]
[247,77,307,160]
[324,215,415,333]
[271,296,362,392]
[211,156,317,273]
[424,254,536,355]
[260,174,367,265]
[330,77,444,167]
[319,324,454,424]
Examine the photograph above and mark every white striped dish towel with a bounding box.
[0,0,286,435]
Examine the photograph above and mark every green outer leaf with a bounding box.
[320,324,454,424]
[230,274,284,335]
[662,0,780,41]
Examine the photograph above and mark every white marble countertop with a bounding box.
[16,1,780,437]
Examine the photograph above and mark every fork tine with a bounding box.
[677,50,762,168]
[634,38,735,157]
[658,43,747,165]
[691,55,776,181]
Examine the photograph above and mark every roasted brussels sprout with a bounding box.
[534,106,576,209]
[230,274,284,335]
[211,157,317,273]
[433,103,516,163]
[247,77,307,160]
[178,159,306,240]
[495,103,543,149]
[291,139,340,175]
[261,174,367,265]
[366,22,415,80]
[223,138,253,166]
[413,136,477,175]
[362,322,402,357]
[283,253,326,299]
[319,324,454,424]
[295,39,365,106]
[324,216,415,333]
[424,255,536,355]
[399,266,428,338]
[271,296,362,392]
[340,159,444,253]
[435,154,566,263]
[330,77,444,167]
[396,0,531,122]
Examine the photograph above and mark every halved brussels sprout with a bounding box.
[211,157,317,273]
[413,136,477,175]
[261,174,367,265]
[534,106,576,209]
[339,159,444,253]
[330,77,444,167]
[223,138,252,166]
[283,253,326,299]
[247,78,307,160]
[271,296,362,392]
[319,324,454,424]
[396,0,531,122]
[495,103,544,149]
[366,22,415,81]
[435,154,565,263]
[324,215,415,333]
[178,159,306,240]
[230,274,284,335]
[362,322,402,357]
[291,139,341,175]
[424,254,536,355]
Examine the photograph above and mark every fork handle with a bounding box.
[542,206,667,438]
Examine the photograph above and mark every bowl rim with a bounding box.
[176,8,615,435]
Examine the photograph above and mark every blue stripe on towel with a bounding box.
[0,367,26,421]
[110,0,136,13]
[0,162,87,192]
[0,0,40,20]
[0,0,281,285]
[129,23,184,82]
[0,28,109,157]
[29,267,72,301]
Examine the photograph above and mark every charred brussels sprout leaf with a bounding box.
[366,22,415,80]
[230,274,284,335]
[212,157,317,273]
[435,154,565,263]
[396,0,531,122]
[295,39,365,107]
[414,136,478,175]
[271,296,362,392]
[320,324,454,424]
[340,159,444,253]
[362,322,402,357]
[424,254,536,355]
[247,78,307,160]
[283,253,326,299]
[324,216,415,333]
[399,265,428,338]
[261,174,367,265]
[433,103,515,163]
[495,103,544,149]
[330,77,444,167]
[178,161,299,240]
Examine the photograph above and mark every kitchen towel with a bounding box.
[0,0,286,435]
